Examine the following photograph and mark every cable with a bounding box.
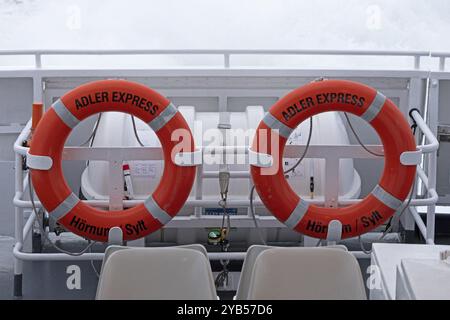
[216,172,231,289]
[284,117,314,174]
[80,113,102,169]
[131,115,145,147]
[249,117,314,245]
[215,202,231,288]
[218,199,231,240]
[344,112,384,157]
[357,175,416,254]
[380,179,416,239]
[89,245,101,278]
[249,185,267,245]
[214,244,230,289]
[28,171,97,256]
[80,113,102,147]
[358,235,372,255]
[349,108,417,252]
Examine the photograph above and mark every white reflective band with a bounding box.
[26,151,53,170]
[371,184,403,210]
[248,148,273,168]
[174,149,203,166]
[49,192,80,221]
[400,149,422,166]
[144,196,172,225]
[52,99,80,129]
[262,112,294,138]
[360,91,386,123]
[284,198,309,229]
[147,103,178,132]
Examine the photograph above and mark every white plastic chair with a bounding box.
[97,244,208,276]
[235,244,348,300]
[96,246,216,300]
[245,247,366,300]
[235,245,274,300]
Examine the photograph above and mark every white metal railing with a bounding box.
[12,108,438,261]
[3,48,442,297]
[0,49,433,70]
[430,52,450,71]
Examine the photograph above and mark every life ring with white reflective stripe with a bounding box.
[28,79,196,242]
[250,79,417,240]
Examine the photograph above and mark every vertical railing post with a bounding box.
[324,155,340,208]
[13,152,24,297]
[108,159,124,211]
[414,56,421,70]
[35,53,42,69]
[224,53,230,68]
[425,79,439,243]
[439,57,446,71]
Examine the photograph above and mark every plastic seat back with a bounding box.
[247,247,366,300]
[96,247,216,300]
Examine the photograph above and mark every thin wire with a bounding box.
[358,176,416,254]
[28,172,97,256]
[249,186,267,245]
[219,199,231,239]
[380,180,416,239]
[81,113,102,169]
[359,236,372,255]
[284,117,314,174]
[249,117,314,245]
[89,245,101,278]
[344,112,384,157]
[131,115,145,147]
[80,113,102,147]
[216,199,231,288]
[348,108,416,252]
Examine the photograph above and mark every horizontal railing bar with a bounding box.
[430,52,450,58]
[14,189,437,210]
[51,145,385,161]
[13,241,371,261]
[0,49,431,57]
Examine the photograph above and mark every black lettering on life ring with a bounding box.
[69,215,110,237]
[360,210,384,228]
[125,220,148,236]
[74,91,159,115]
[282,92,366,122]
[305,219,353,235]
[75,91,109,110]
[68,215,149,237]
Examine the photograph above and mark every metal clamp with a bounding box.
[400,148,422,166]
[174,148,203,166]
[248,148,273,168]
[26,151,53,170]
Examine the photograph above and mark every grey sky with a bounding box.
[1,0,449,51]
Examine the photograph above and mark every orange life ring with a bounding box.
[28,79,196,242]
[250,79,417,240]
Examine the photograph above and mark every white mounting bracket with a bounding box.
[400,148,422,166]
[26,151,53,170]
[326,220,343,242]
[108,227,123,246]
[248,149,273,168]
[174,149,203,166]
